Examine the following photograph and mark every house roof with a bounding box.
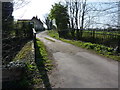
[17,19,31,22]
[31,16,43,25]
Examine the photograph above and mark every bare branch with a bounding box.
[13,0,30,10]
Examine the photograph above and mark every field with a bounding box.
[56,29,120,48]
[82,30,120,48]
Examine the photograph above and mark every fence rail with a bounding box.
[81,30,120,48]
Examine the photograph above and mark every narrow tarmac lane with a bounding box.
[37,31,118,88]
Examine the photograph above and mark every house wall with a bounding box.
[32,18,44,31]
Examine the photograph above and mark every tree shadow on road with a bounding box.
[35,41,52,90]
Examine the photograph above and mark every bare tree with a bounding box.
[79,0,87,38]
[118,1,120,29]
[89,1,119,29]
[66,0,88,39]
[66,0,120,28]
[43,14,52,30]
[13,0,30,10]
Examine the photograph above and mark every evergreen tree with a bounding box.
[49,3,69,30]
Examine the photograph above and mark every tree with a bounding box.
[88,1,119,29]
[49,3,69,30]
[43,14,53,30]
[13,0,30,10]
[66,0,87,39]
[2,0,30,38]
[79,0,87,39]
[118,1,120,29]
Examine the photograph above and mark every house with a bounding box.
[31,16,45,31]
[17,16,45,31]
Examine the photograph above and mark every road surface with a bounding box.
[37,31,118,88]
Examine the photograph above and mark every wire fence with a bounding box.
[82,29,120,48]
[58,29,120,48]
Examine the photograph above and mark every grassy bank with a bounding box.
[3,39,53,89]
[3,41,35,88]
[48,30,120,61]
[22,39,53,88]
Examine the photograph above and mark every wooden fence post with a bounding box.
[118,35,120,53]
[33,28,37,62]
[92,29,95,43]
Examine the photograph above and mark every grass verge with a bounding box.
[36,38,53,72]
[35,38,53,88]
[44,37,55,42]
[48,30,120,61]
[23,39,53,88]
